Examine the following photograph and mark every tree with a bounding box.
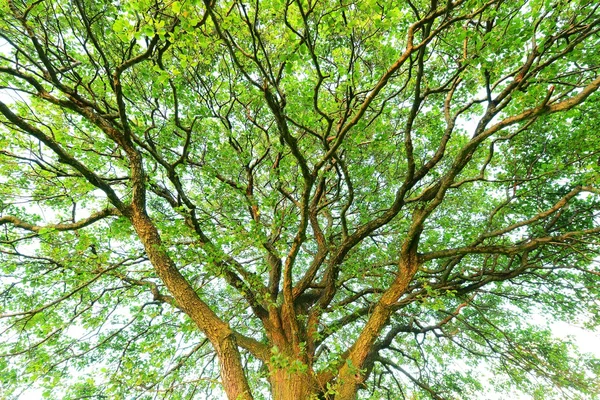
[1,0,599,398]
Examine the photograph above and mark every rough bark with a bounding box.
[334,253,420,399]
[269,369,320,400]
[129,210,253,400]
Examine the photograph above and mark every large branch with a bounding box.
[419,186,598,262]
[0,208,120,233]
[0,101,125,209]
[2,55,255,400]
[313,0,495,172]
[330,57,600,400]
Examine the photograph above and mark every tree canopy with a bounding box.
[1,0,600,399]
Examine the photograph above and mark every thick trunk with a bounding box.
[270,368,319,400]
[266,313,320,400]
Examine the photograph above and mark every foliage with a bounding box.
[1,0,600,399]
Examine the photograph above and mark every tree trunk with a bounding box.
[269,368,320,400]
